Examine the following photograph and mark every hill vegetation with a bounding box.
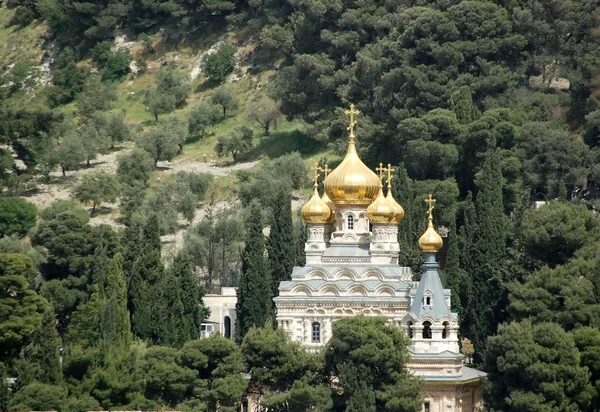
[1,0,600,410]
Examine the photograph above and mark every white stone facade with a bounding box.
[202,287,237,339]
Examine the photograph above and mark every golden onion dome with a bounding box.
[386,189,405,224]
[367,181,395,223]
[323,105,380,206]
[301,168,332,224]
[418,194,443,252]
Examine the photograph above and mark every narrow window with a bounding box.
[407,321,414,339]
[425,296,431,305]
[347,215,354,230]
[442,321,450,339]
[423,321,432,339]
[424,401,430,412]
[312,322,321,343]
[224,316,232,339]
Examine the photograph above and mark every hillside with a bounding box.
[2,0,600,410]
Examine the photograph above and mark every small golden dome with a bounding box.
[367,182,394,223]
[324,105,380,206]
[418,194,443,252]
[302,165,332,224]
[383,163,404,224]
[386,190,405,224]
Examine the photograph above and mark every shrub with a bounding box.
[202,43,237,83]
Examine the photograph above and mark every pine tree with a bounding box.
[267,184,295,301]
[235,203,271,342]
[0,363,9,411]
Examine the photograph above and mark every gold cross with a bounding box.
[344,104,360,137]
[425,194,436,219]
[310,162,321,185]
[385,163,396,186]
[375,162,386,181]
[318,164,331,178]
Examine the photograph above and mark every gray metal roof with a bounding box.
[408,253,456,321]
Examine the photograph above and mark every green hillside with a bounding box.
[2,0,600,410]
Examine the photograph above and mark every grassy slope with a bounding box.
[1,5,336,206]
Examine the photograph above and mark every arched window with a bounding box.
[347,215,354,230]
[422,321,432,339]
[407,321,414,339]
[312,322,321,343]
[442,321,450,339]
[425,296,431,306]
[224,316,231,339]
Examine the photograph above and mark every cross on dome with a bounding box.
[375,162,386,182]
[384,164,396,186]
[425,194,436,219]
[318,164,331,178]
[344,104,360,141]
[310,162,321,186]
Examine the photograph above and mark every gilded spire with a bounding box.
[318,163,336,222]
[419,194,443,252]
[367,162,395,223]
[383,163,404,224]
[301,163,332,224]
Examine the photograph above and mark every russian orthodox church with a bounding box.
[274,105,485,412]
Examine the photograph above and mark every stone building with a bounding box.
[273,105,485,412]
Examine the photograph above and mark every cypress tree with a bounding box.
[129,214,164,342]
[444,220,471,327]
[235,202,271,342]
[22,304,62,384]
[393,164,423,274]
[267,184,295,301]
[156,267,186,346]
[294,219,306,267]
[176,254,208,341]
[100,254,132,347]
[463,140,508,359]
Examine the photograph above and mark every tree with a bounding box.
[99,253,132,347]
[241,326,327,409]
[56,133,86,176]
[124,214,164,342]
[145,90,176,122]
[91,110,131,148]
[74,171,121,213]
[0,253,47,360]
[235,203,271,342]
[155,254,208,347]
[19,304,62,384]
[117,148,155,187]
[137,121,182,167]
[8,383,66,412]
[202,43,236,83]
[101,49,132,82]
[211,85,238,119]
[463,141,508,359]
[155,65,190,107]
[247,96,282,136]
[215,125,253,163]
[325,316,422,411]
[76,79,117,121]
[0,197,37,237]
[484,320,591,411]
[521,202,600,267]
[77,123,111,167]
[267,183,295,303]
[141,346,196,406]
[188,101,221,140]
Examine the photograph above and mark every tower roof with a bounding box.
[408,253,455,320]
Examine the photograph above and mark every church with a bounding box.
[273,105,485,412]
